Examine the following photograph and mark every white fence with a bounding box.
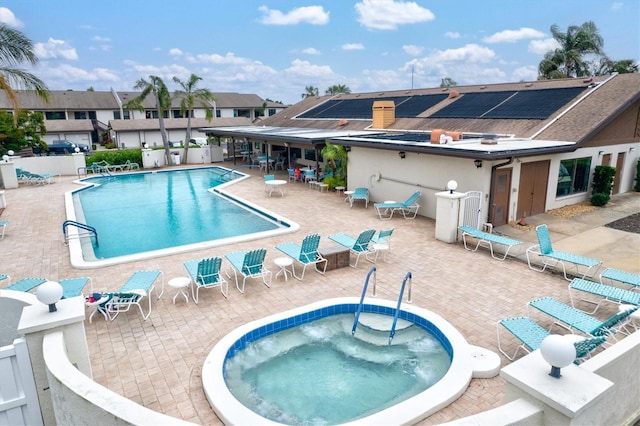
[0,337,42,426]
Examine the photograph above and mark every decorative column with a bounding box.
[435,180,466,243]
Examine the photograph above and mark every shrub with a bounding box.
[86,149,143,166]
[590,165,615,206]
[590,192,609,206]
[635,159,640,192]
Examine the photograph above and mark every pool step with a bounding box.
[357,313,413,332]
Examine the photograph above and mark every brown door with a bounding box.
[490,168,512,227]
[517,160,550,219]
[602,154,611,166]
[613,152,625,194]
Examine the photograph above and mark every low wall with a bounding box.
[11,154,86,176]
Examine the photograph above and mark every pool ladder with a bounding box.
[351,268,412,345]
[62,220,98,245]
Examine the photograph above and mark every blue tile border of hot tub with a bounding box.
[225,303,454,361]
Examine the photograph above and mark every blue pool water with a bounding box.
[72,167,291,261]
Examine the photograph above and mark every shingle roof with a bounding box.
[43,119,95,132]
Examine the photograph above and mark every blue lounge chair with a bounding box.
[275,233,328,280]
[101,270,164,321]
[0,274,9,286]
[497,316,607,361]
[371,228,394,250]
[183,256,228,303]
[225,248,272,293]
[374,191,421,219]
[328,229,376,267]
[5,277,47,292]
[349,187,369,208]
[526,224,602,281]
[600,267,640,289]
[0,220,7,239]
[528,296,638,339]
[60,277,92,299]
[568,278,640,314]
[459,225,523,261]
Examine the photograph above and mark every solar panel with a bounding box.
[297,97,410,119]
[395,94,449,117]
[482,87,587,119]
[429,91,516,119]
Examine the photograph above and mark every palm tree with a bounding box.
[325,84,351,95]
[538,21,604,79]
[439,77,457,88]
[321,142,347,189]
[301,85,319,98]
[173,74,215,161]
[125,76,172,164]
[0,24,49,116]
[591,57,639,76]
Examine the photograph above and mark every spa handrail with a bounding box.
[62,220,98,245]
[389,272,412,345]
[351,266,377,335]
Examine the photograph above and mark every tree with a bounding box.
[172,73,215,161]
[320,142,347,189]
[591,57,639,76]
[125,76,172,164]
[301,85,319,98]
[439,77,457,88]
[538,21,604,79]
[0,24,49,116]
[325,84,351,95]
[0,110,46,154]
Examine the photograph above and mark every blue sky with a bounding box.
[2,1,638,105]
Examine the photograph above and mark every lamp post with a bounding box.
[540,334,576,378]
[36,281,64,313]
[446,180,458,194]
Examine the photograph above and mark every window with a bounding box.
[268,108,277,116]
[556,157,591,196]
[216,109,221,118]
[172,110,185,118]
[235,109,251,118]
[113,111,131,120]
[45,111,66,120]
[74,111,87,120]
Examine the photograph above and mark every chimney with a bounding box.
[372,100,395,128]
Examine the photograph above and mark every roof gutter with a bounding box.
[529,73,618,140]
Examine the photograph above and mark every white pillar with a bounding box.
[17,297,91,425]
[435,190,466,243]
[0,161,19,189]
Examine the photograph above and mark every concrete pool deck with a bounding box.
[1,165,638,425]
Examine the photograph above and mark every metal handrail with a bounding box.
[62,220,98,245]
[351,266,377,335]
[389,272,412,345]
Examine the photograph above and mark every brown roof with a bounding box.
[44,119,95,132]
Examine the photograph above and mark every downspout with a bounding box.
[487,157,515,225]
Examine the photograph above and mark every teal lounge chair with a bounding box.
[5,277,47,292]
[101,270,164,321]
[0,220,7,239]
[459,225,522,261]
[526,224,602,281]
[349,187,369,208]
[328,229,376,267]
[275,233,328,280]
[60,277,92,299]
[0,274,10,286]
[528,296,638,339]
[371,228,394,250]
[497,316,607,361]
[225,248,272,293]
[183,256,228,303]
[568,278,640,314]
[600,267,640,289]
[374,191,421,220]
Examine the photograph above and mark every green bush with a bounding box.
[86,149,143,166]
[635,159,640,192]
[590,165,615,206]
[590,192,610,206]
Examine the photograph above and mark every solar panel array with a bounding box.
[296,87,587,121]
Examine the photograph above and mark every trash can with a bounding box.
[172,151,181,165]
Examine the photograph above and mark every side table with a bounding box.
[344,190,354,204]
[169,276,191,304]
[274,257,294,281]
[370,243,389,262]
[85,293,111,323]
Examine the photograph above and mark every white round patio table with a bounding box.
[168,276,190,304]
[274,257,294,281]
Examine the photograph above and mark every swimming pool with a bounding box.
[65,167,299,268]
[203,297,474,425]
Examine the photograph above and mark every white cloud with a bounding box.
[43,64,119,83]
[528,38,560,55]
[258,5,329,25]
[302,47,321,55]
[0,7,23,27]
[92,36,111,42]
[483,27,546,43]
[285,59,334,78]
[342,43,364,51]
[190,52,248,65]
[611,2,623,11]
[403,45,423,56]
[34,38,78,60]
[428,44,496,63]
[444,31,460,39]
[169,48,183,56]
[512,66,538,82]
[355,0,435,30]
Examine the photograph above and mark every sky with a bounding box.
[1,1,639,105]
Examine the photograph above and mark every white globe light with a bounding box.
[74,147,80,153]
[446,180,458,193]
[540,334,576,378]
[7,150,14,156]
[36,281,64,312]
[2,155,8,162]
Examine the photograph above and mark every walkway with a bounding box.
[0,166,638,425]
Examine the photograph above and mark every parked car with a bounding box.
[189,137,209,146]
[34,140,91,155]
